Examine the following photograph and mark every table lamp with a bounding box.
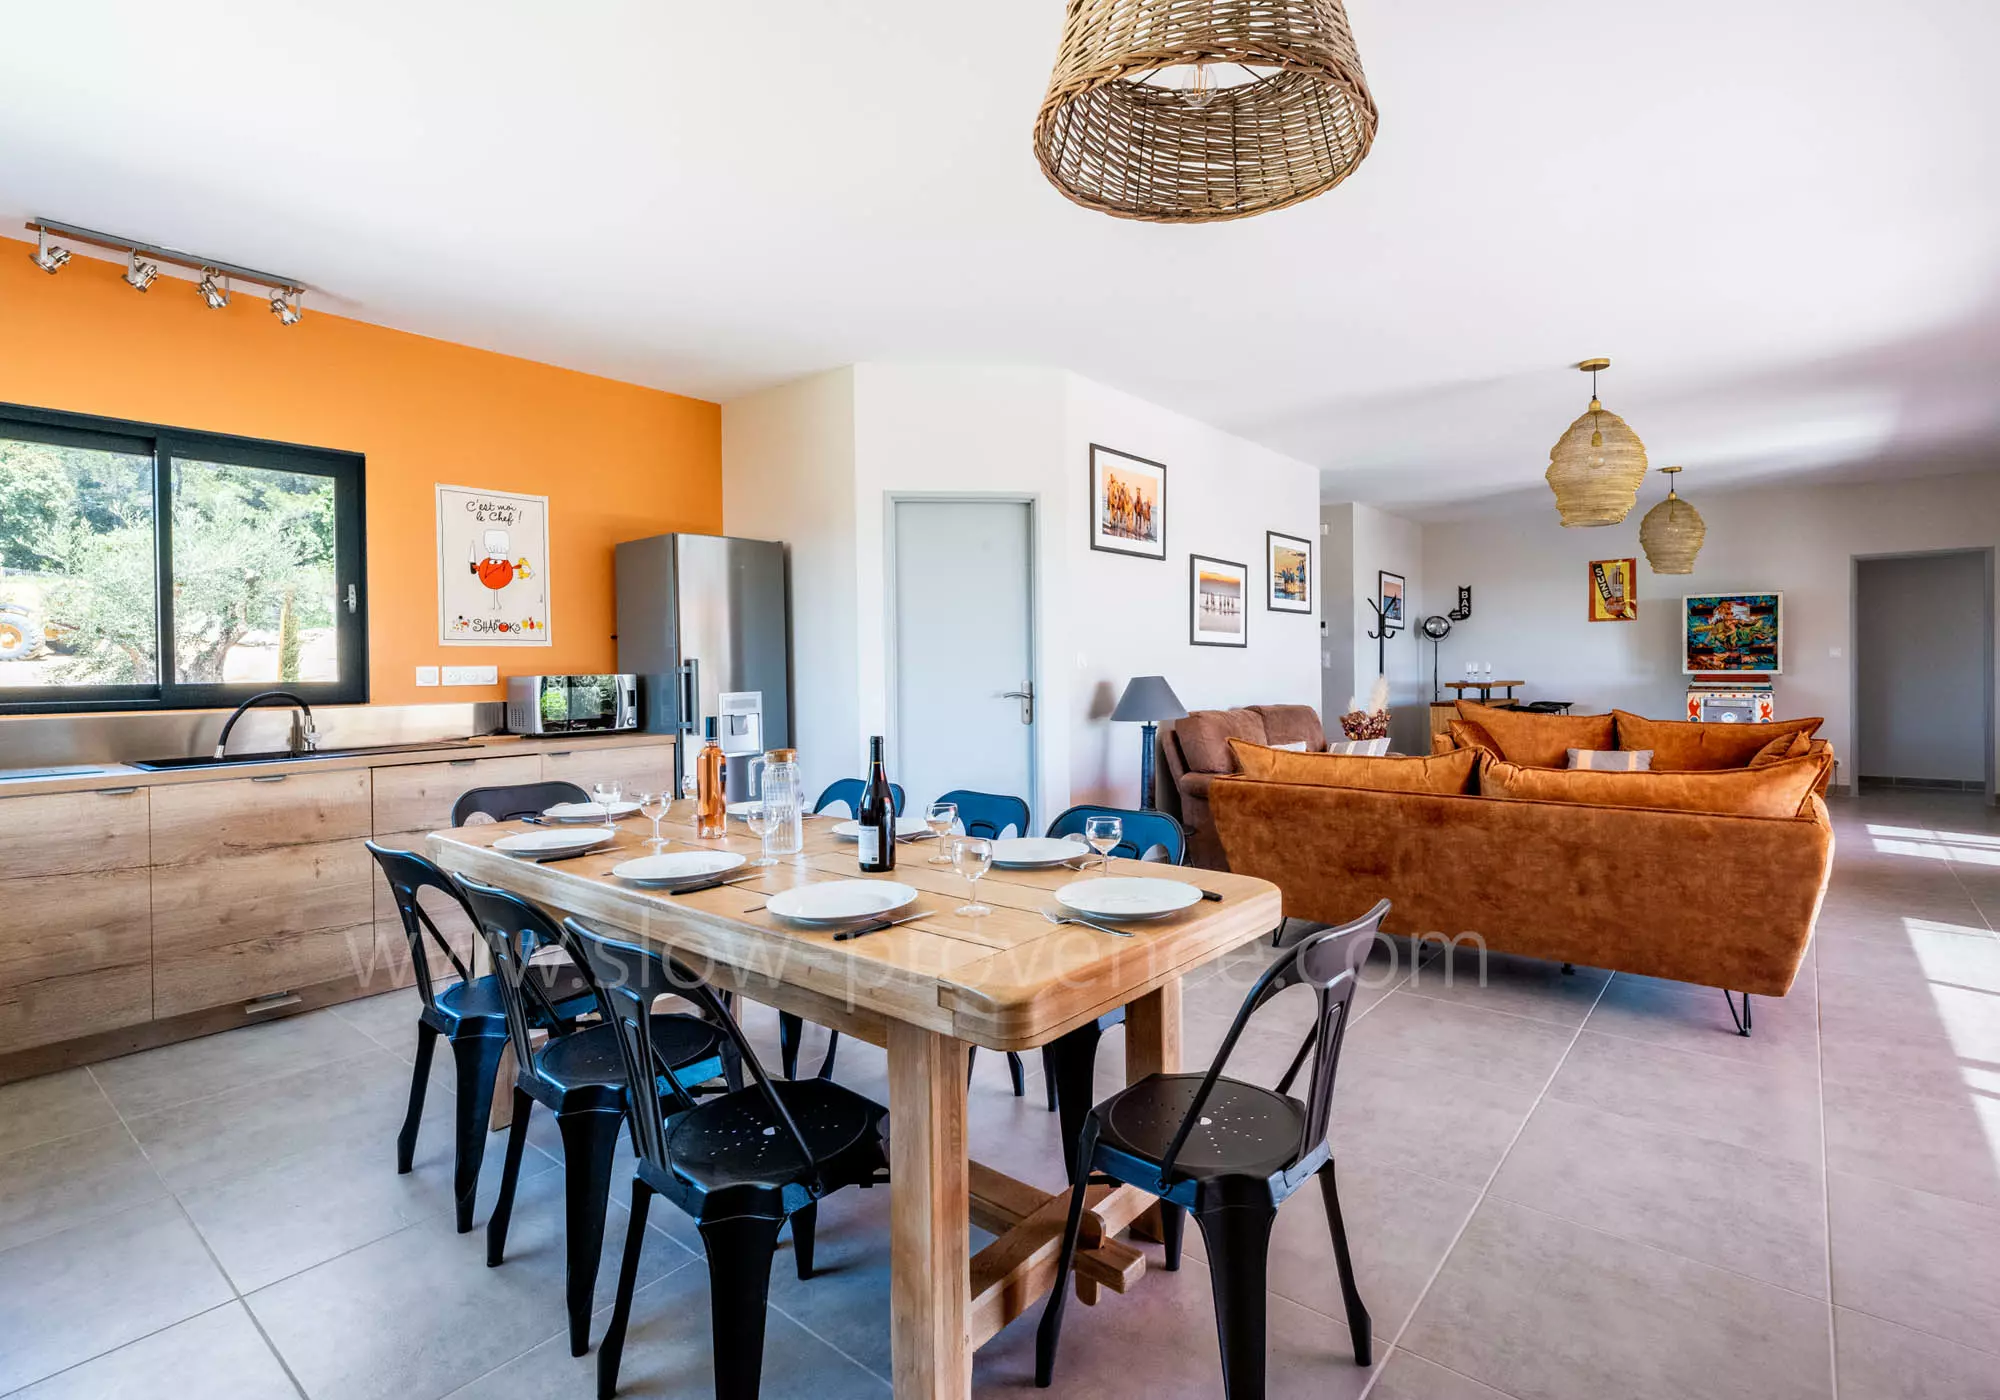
[1111,675,1188,810]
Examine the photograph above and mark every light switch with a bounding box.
[442,665,498,686]
[414,666,439,687]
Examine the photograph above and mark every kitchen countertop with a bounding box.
[0,730,678,799]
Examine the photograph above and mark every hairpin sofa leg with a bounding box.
[1723,990,1752,1037]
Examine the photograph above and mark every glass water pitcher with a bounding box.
[749,747,805,856]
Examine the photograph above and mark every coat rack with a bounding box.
[1365,599,1401,675]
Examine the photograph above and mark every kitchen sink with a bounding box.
[129,739,481,771]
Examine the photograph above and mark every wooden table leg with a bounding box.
[1122,977,1183,1242]
[889,1021,970,1399]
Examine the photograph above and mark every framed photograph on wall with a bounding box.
[437,484,551,645]
[1588,557,1638,622]
[1683,592,1783,673]
[1378,571,1405,628]
[1190,554,1248,647]
[1266,530,1313,613]
[1088,444,1167,560]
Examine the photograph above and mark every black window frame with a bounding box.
[0,401,369,715]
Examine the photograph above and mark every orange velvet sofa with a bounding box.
[1159,704,1327,869]
[1209,739,1835,999]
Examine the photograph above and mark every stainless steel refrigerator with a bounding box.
[614,533,790,802]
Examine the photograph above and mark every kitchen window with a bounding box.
[0,403,367,713]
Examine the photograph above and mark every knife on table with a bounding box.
[833,911,933,942]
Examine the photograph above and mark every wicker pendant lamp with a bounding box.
[1639,466,1707,574]
[1545,357,1648,527]
[1033,0,1378,223]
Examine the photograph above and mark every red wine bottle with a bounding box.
[857,735,895,873]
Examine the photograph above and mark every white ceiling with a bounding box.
[3,1,1997,519]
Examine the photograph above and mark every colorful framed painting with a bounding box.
[1683,592,1783,674]
[1266,530,1312,613]
[1588,557,1638,622]
[1378,571,1405,628]
[437,484,551,645]
[1190,553,1248,647]
[1088,444,1166,560]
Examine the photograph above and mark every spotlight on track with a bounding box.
[31,228,70,273]
[124,250,160,291]
[269,286,303,325]
[197,269,230,309]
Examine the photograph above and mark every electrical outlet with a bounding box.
[1828,646,1843,658]
[414,666,439,687]
[442,665,498,686]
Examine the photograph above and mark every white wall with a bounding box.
[722,363,1323,823]
[1417,469,2000,785]
[720,368,858,788]
[1319,502,1428,753]
[1856,552,1992,782]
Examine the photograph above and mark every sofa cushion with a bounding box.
[1750,730,1813,767]
[1569,748,1652,771]
[1447,718,1501,756]
[1481,752,1828,819]
[1228,738,1478,794]
[1250,704,1327,751]
[1176,708,1269,775]
[1431,731,1457,756]
[1613,710,1823,770]
[1456,702,1615,768]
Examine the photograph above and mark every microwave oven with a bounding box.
[505,674,641,735]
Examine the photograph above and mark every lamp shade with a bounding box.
[1111,675,1188,722]
[1545,359,1648,527]
[1639,466,1707,574]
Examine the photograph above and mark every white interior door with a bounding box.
[892,498,1035,825]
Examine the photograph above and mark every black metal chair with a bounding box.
[451,779,590,827]
[566,917,891,1400]
[1030,805,1192,1118]
[364,842,599,1233]
[810,777,905,817]
[1036,900,1388,1398]
[935,788,1030,838]
[454,875,733,1358]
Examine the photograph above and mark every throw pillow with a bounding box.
[1481,752,1829,818]
[1749,730,1813,767]
[1227,738,1478,795]
[1175,708,1265,774]
[1568,748,1652,771]
[1272,740,1312,752]
[1611,710,1823,770]
[1447,718,1502,756]
[1431,731,1456,756]
[1327,737,1391,756]
[1455,701,1615,768]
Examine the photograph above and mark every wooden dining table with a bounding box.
[427,803,1281,1400]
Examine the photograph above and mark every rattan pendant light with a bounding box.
[1545,357,1648,527]
[1033,0,1378,223]
[1639,466,1707,574]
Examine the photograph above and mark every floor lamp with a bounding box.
[1112,675,1188,811]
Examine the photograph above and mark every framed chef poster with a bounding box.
[437,484,551,644]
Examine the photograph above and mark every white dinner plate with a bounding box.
[766,880,920,924]
[543,800,642,822]
[989,836,1090,868]
[611,850,747,886]
[830,817,931,841]
[727,801,758,817]
[1055,877,1202,922]
[493,828,613,857]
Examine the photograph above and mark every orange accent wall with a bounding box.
[0,235,721,706]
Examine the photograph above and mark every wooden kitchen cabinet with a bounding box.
[152,839,376,1017]
[540,742,678,796]
[371,753,543,834]
[0,785,150,876]
[0,868,153,1055]
[150,767,371,865]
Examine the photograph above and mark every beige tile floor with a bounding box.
[3,788,1999,1398]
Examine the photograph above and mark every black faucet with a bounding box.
[213,690,318,760]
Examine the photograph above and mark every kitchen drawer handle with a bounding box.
[251,774,289,783]
[244,991,302,1014]
[449,759,476,767]
[545,751,571,758]
[96,786,140,796]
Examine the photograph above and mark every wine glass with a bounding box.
[1084,815,1122,874]
[743,801,778,866]
[635,790,670,850]
[593,780,622,832]
[680,770,698,812]
[952,836,993,917]
[925,801,958,864]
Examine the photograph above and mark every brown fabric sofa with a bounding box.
[1209,772,1832,997]
[1159,704,1326,868]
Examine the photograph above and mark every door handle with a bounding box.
[1000,683,1034,726]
